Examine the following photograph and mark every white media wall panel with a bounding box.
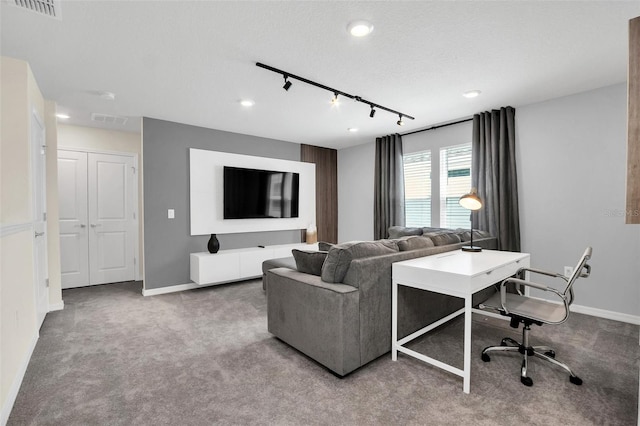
[190,149,316,235]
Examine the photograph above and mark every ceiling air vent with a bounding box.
[91,113,129,126]
[13,0,61,19]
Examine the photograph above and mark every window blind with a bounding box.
[439,144,472,229]
[403,150,431,227]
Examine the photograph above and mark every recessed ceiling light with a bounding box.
[348,128,359,132]
[347,20,374,37]
[463,90,482,98]
[240,100,255,107]
[56,113,70,119]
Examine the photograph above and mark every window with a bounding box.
[440,144,472,229]
[403,142,472,228]
[403,150,431,227]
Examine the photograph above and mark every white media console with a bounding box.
[190,242,319,285]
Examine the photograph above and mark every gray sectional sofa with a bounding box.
[263,227,498,376]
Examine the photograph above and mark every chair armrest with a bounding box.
[517,267,567,281]
[500,277,569,315]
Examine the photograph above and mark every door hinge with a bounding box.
[43,212,47,221]
[134,257,137,265]
[133,212,136,220]
[45,278,49,288]
[132,166,136,174]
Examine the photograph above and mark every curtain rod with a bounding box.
[400,117,472,137]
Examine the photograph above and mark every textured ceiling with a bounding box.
[2,1,639,149]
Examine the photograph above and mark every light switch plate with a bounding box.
[168,209,175,219]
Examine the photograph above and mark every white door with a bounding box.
[58,150,90,288]
[31,111,48,328]
[58,150,136,288]
[88,153,135,285]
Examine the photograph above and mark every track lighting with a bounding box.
[283,75,292,91]
[257,62,415,125]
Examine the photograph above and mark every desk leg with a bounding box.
[463,294,472,394]
[392,280,398,361]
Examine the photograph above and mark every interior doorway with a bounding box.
[58,149,138,289]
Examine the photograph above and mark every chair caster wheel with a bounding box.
[521,376,533,387]
[500,339,508,346]
[570,376,583,385]
[481,353,491,362]
[544,350,555,358]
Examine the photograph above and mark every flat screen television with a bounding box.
[223,166,300,219]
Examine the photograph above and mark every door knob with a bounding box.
[34,231,45,237]
[75,224,86,228]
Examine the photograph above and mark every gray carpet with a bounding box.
[8,280,639,425]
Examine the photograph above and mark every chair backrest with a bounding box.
[563,247,592,305]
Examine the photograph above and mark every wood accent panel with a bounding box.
[301,144,338,243]
[627,17,640,224]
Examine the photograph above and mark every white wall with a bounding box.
[517,83,639,318]
[1,56,44,424]
[337,141,375,242]
[337,83,639,320]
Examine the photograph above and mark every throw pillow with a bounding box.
[292,250,328,276]
[388,226,423,239]
[396,236,435,251]
[321,240,399,283]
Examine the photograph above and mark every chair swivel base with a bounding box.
[481,325,583,387]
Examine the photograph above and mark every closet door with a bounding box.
[87,153,135,285]
[58,150,90,288]
[58,150,136,288]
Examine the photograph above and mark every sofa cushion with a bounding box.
[321,240,399,283]
[425,232,462,246]
[388,226,423,239]
[292,249,328,276]
[395,235,435,251]
[318,241,334,251]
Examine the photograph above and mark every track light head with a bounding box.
[397,115,404,126]
[331,92,339,104]
[283,75,292,91]
[369,106,376,118]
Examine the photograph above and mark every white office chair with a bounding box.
[480,247,593,387]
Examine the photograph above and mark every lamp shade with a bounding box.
[459,188,483,211]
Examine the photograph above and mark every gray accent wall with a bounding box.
[337,84,640,318]
[337,142,375,242]
[143,118,301,290]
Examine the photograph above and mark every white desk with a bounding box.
[391,249,530,393]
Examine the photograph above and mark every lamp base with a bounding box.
[461,245,482,252]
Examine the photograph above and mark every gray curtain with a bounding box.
[374,134,405,240]
[472,107,521,252]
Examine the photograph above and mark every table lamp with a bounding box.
[459,188,483,252]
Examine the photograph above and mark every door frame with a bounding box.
[58,146,141,281]
[31,108,48,327]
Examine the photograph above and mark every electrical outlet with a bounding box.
[564,266,573,277]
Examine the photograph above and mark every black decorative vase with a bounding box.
[207,234,220,254]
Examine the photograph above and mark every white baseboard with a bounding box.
[529,295,640,325]
[142,277,262,297]
[142,282,201,296]
[1,332,38,426]
[570,303,640,325]
[48,301,64,312]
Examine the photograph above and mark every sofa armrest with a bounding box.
[266,268,360,376]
